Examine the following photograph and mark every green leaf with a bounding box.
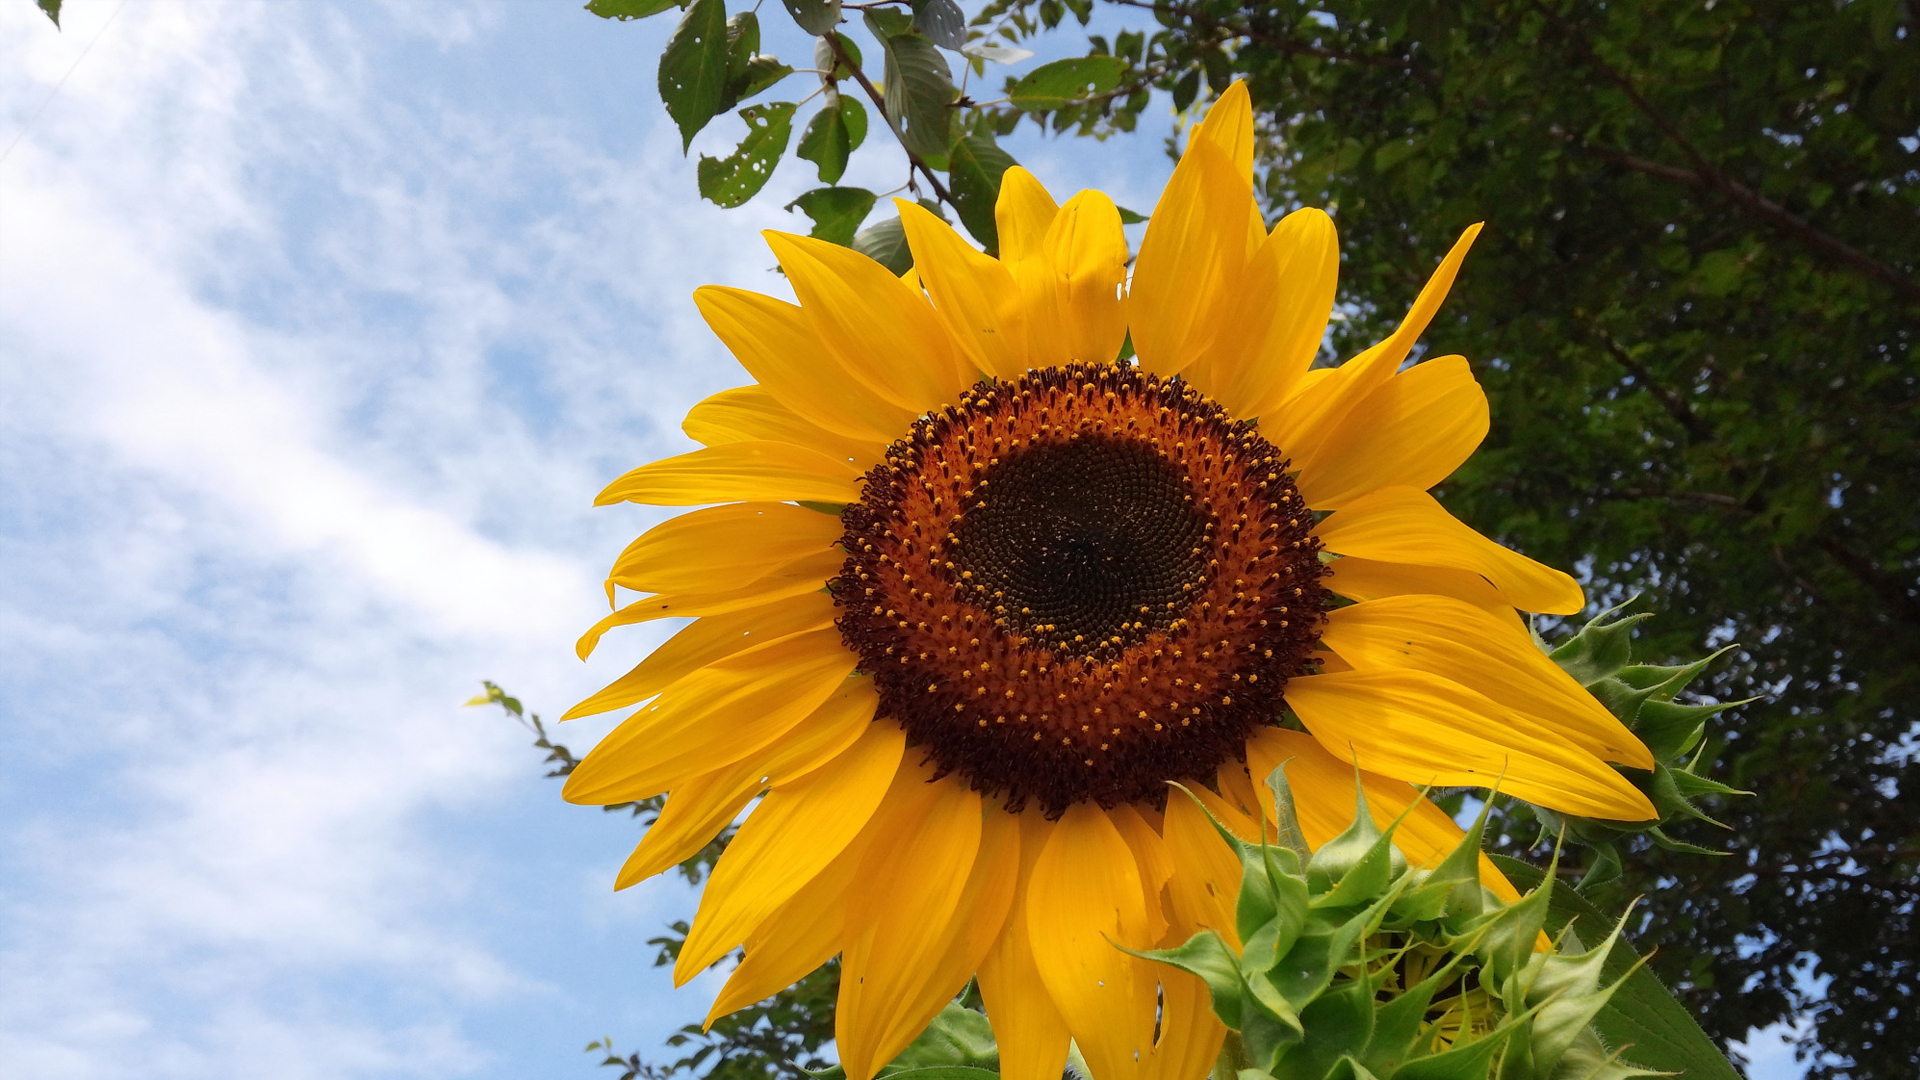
[869,16,955,164]
[1008,56,1127,111]
[788,186,877,246]
[717,12,792,108]
[780,0,840,36]
[814,32,864,80]
[911,0,967,50]
[854,214,913,274]
[1548,600,1651,686]
[841,94,868,151]
[1115,205,1147,224]
[863,6,914,37]
[947,133,1018,251]
[38,0,61,28]
[879,1070,1000,1080]
[1490,856,1741,1080]
[797,94,856,183]
[884,1003,999,1072]
[658,0,731,150]
[585,0,680,19]
[697,102,797,208]
[730,56,794,106]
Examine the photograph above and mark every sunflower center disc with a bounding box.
[951,438,1209,655]
[834,363,1330,814]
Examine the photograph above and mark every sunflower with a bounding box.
[562,81,1655,1080]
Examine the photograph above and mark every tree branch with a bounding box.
[1596,329,1717,444]
[823,32,959,213]
[1535,4,1920,306]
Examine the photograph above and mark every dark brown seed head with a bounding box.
[833,362,1329,815]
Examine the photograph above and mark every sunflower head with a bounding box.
[566,80,1667,1080]
[1138,770,1659,1080]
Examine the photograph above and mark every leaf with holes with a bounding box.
[948,133,1018,252]
[1008,56,1127,111]
[585,0,680,19]
[658,0,731,149]
[698,103,797,208]
[911,0,967,50]
[780,0,839,36]
[787,187,876,246]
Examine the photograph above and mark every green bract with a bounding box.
[1534,601,1752,889]
[1134,773,1660,1080]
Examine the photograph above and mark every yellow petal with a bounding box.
[1315,486,1584,614]
[563,628,854,804]
[1208,208,1340,420]
[614,766,759,889]
[694,285,913,443]
[683,384,885,468]
[1108,802,1172,943]
[709,837,858,1023]
[1245,727,1522,903]
[979,812,1072,1080]
[1129,137,1252,381]
[617,677,877,872]
[1158,791,1243,950]
[1322,596,1653,769]
[1262,224,1482,463]
[1045,189,1129,366]
[564,591,838,719]
[572,569,836,661]
[1294,355,1489,508]
[1321,555,1526,635]
[767,230,970,413]
[675,721,905,982]
[1283,669,1657,820]
[838,781,1020,1080]
[596,441,863,507]
[1027,804,1158,1080]
[1186,80,1254,180]
[899,199,1027,379]
[604,502,842,598]
[995,166,1060,264]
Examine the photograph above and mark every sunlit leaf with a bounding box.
[585,0,680,19]
[697,102,797,208]
[961,42,1033,65]
[658,0,731,149]
[1007,56,1127,111]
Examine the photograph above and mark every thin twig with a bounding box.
[824,29,960,212]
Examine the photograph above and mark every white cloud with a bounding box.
[0,1,774,1076]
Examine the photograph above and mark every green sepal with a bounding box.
[1307,777,1407,905]
[1491,856,1740,1080]
[1289,977,1382,1080]
[1123,931,1247,1032]
[1547,598,1650,686]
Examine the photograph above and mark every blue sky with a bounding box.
[0,3,1806,1078]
